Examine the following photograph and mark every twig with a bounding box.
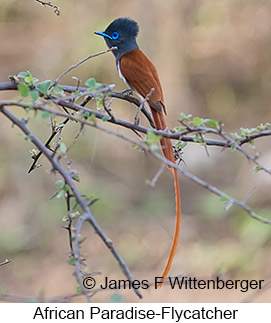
[0,106,142,300]
[149,163,167,187]
[0,259,12,267]
[53,47,117,87]
[28,117,70,173]
[35,0,60,16]
[134,87,154,125]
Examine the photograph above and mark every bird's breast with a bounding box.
[117,60,128,85]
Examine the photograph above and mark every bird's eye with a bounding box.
[111,32,119,40]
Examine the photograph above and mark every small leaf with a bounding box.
[67,257,76,265]
[68,212,77,219]
[254,165,262,173]
[76,285,83,294]
[37,80,52,95]
[146,131,162,145]
[56,189,65,199]
[193,117,203,127]
[175,141,187,149]
[89,193,97,200]
[180,112,192,121]
[173,126,186,132]
[89,114,96,122]
[193,134,202,143]
[220,194,229,202]
[55,179,63,187]
[72,173,80,182]
[51,85,64,95]
[18,83,30,97]
[205,119,219,129]
[83,111,90,118]
[29,90,39,102]
[102,115,110,122]
[59,142,67,154]
[42,110,50,118]
[85,78,96,89]
[231,144,236,152]
[96,97,104,109]
[17,71,29,79]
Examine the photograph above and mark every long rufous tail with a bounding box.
[150,109,181,287]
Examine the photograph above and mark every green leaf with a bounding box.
[180,112,192,121]
[51,85,64,94]
[68,212,77,219]
[83,111,90,118]
[59,142,67,154]
[220,194,229,202]
[56,189,65,199]
[18,71,38,85]
[89,114,96,122]
[37,80,52,95]
[146,131,162,145]
[29,90,39,102]
[131,143,143,151]
[102,115,110,122]
[254,165,262,173]
[42,110,50,118]
[205,119,219,129]
[67,257,76,266]
[96,97,104,109]
[17,71,29,79]
[76,285,83,294]
[145,131,162,151]
[89,194,97,200]
[85,78,96,89]
[231,132,242,141]
[55,179,63,188]
[193,117,203,127]
[173,126,186,132]
[72,173,80,182]
[193,134,202,143]
[175,141,187,149]
[18,83,30,97]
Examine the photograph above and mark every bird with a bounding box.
[95,17,181,286]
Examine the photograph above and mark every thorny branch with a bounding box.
[52,47,117,87]
[0,106,142,300]
[35,0,60,16]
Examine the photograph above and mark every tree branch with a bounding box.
[35,0,60,16]
[0,259,12,267]
[0,106,142,299]
[52,47,118,87]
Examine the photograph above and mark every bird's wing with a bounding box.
[119,49,165,113]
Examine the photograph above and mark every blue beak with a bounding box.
[94,31,112,40]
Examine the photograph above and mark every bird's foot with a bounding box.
[121,88,133,96]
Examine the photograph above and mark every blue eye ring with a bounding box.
[111,32,119,40]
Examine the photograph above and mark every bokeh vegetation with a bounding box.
[0,0,270,302]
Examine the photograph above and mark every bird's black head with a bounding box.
[95,17,139,61]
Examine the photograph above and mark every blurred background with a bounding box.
[0,0,271,302]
